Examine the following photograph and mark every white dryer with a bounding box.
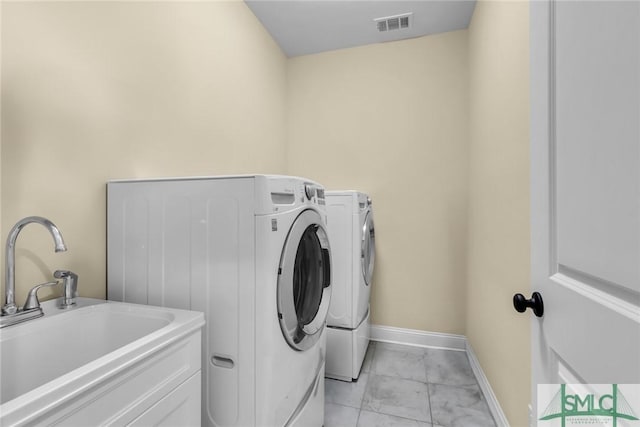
[324,191,375,381]
[107,175,332,427]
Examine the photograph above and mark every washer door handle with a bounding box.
[322,248,331,288]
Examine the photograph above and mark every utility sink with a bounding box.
[0,298,204,426]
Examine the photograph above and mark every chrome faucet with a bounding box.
[3,216,67,315]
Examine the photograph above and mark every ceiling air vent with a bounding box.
[374,13,412,33]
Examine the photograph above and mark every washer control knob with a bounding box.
[305,184,315,200]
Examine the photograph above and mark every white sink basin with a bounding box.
[0,298,204,425]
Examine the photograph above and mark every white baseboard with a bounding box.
[370,324,509,427]
[466,341,510,427]
[370,324,466,351]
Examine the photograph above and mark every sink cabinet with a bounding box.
[35,332,201,426]
[0,299,204,426]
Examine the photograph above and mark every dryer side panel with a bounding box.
[325,194,354,328]
[107,178,256,427]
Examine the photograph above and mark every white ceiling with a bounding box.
[245,0,477,57]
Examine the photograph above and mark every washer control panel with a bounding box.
[302,183,325,206]
[304,184,316,200]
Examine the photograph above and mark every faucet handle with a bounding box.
[2,302,18,316]
[54,270,78,308]
[23,281,60,311]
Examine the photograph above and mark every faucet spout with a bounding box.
[3,216,67,315]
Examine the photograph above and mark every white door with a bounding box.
[529,0,640,423]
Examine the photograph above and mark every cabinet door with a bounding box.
[129,373,201,427]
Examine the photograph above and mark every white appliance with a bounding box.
[324,191,375,381]
[107,175,332,427]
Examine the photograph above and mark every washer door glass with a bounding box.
[278,209,332,351]
[362,210,375,286]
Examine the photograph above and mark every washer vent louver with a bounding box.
[374,13,412,32]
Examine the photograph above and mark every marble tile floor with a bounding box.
[324,342,496,427]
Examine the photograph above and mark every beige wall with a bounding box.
[2,1,531,423]
[466,0,531,425]
[1,0,287,304]
[287,32,470,334]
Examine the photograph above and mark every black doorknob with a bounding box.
[513,292,544,317]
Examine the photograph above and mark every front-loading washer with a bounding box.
[107,175,331,427]
[324,191,375,381]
